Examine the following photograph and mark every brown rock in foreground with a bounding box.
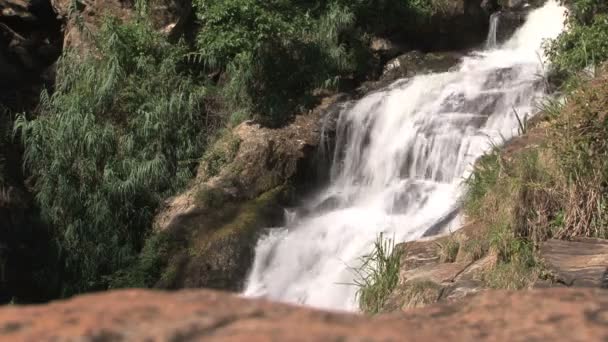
[1,288,608,341]
[541,238,608,288]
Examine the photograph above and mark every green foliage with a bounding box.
[108,231,172,288]
[354,233,402,314]
[483,220,538,290]
[463,146,554,289]
[14,18,209,294]
[546,0,608,76]
[462,238,488,262]
[193,0,357,126]
[192,0,439,126]
[464,149,502,218]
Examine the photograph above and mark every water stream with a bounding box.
[244,0,567,311]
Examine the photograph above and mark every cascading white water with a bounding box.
[244,1,567,311]
[486,12,501,49]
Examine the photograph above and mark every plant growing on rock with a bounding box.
[353,233,402,314]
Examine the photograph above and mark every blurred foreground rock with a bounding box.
[1,288,608,341]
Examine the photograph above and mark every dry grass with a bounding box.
[435,236,460,263]
[462,66,608,289]
[399,280,442,309]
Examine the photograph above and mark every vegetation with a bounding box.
[464,145,559,288]
[5,0,452,298]
[394,280,441,309]
[546,0,608,82]
[354,234,402,314]
[456,0,608,290]
[14,18,209,294]
[435,234,460,263]
[191,0,443,126]
[11,0,592,301]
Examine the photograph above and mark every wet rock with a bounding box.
[2,288,608,341]
[490,10,528,45]
[540,238,608,288]
[401,0,490,51]
[359,51,462,93]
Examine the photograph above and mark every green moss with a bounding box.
[113,186,285,289]
[200,131,241,179]
[205,186,283,242]
[195,185,230,209]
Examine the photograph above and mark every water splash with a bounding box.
[244,0,566,311]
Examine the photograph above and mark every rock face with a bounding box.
[0,0,62,108]
[0,0,63,303]
[149,96,344,291]
[1,288,608,341]
[383,223,496,311]
[359,51,462,93]
[406,0,489,51]
[51,0,191,50]
[540,238,608,288]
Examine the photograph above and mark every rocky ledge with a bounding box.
[1,288,608,341]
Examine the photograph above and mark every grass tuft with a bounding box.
[354,233,402,314]
[435,236,460,263]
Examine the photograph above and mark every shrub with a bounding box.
[546,0,608,77]
[14,17,210,294]
[192,0,441,127]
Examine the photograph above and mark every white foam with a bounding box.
[243,1,567,311]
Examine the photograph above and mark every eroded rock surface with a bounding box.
[541,238,608,288]
[1,288,608,341]
[147,95,344,291]
[383,223,495,311]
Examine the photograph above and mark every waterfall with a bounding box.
[244,0,567,311]
[486,12,501,49]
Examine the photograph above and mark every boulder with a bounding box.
[382,223,494,312]
[1,288,608,341]
[359,51,462,93]
[540,238,608,288]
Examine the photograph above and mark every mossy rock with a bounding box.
[135,187,285,291]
